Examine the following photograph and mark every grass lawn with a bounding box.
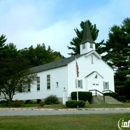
[0,114,130,130]
[1,103,130,109]
[43,103,130,109]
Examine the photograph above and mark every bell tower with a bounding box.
[80,21,95,55]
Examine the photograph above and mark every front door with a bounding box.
[63,90,67,104]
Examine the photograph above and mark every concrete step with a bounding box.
[92,95,105,104]
[105,96,123,104]
[92,95,123,104]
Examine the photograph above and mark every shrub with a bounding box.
[37,99,41,104]
[39,101,45,107]
[71,91,92,103]
[12,100,22,107]
[118,96,126,102]
[25,100,31,104]
[44,95,58,105]
[66,100,85,108]
[77,100,85,107]
[66,100,77,108]
[0,100,11,107]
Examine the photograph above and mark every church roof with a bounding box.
[80,20,94,44]
[30,55,81,73]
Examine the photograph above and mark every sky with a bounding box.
[0,0,130,57]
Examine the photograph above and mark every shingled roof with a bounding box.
[30,55,81,73]
[80,20,94,44]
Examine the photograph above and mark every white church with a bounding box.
[10,21,115,103]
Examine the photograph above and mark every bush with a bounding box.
[37,99,41,104]
[39,101,45,107]
[71,91,92,103]
[0,100,11,107]
[118,96,126,102]
[44,95,58,105]
[77,100,85,107]
[125,79,130,99]
[12,100,22,107]
[66,100,85,108]
[25,100,31,104]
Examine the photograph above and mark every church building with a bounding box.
[12,21,115,104]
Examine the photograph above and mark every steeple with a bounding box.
[80,21,94,44]
[80,20,95,55]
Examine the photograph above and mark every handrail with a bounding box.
[102,90,114,93]
[89,89,105,102]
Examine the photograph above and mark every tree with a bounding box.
[19,43,65,67]
[0,57,37,102]
[0,38,37,103]
[67,20,103,55]
[125,78,130,99]
[0,34,7,58]
[102,18,130,96]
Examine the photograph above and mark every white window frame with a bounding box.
[37,77,40,91]
[90,43,93,48]
[103,81,109,90]
[47,75,51,90]
[75,79,83,88]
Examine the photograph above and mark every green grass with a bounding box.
[43,103,130,109]
[0,114,130,130]
[0,103,130,109]
[87,103,130,108]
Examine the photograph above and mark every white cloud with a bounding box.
[0,0,130,57]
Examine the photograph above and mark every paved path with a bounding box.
[0,108,130,116]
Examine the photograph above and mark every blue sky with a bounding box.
[0,0,130,57]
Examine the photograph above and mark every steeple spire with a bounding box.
[80,20,94,44]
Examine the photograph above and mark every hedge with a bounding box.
[71,91,92,103]
[66,100,85,108]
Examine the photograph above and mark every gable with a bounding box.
[85,71,104,79]
[84,50,101,59]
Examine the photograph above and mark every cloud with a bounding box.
[0,0,130,57]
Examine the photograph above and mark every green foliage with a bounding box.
[71,91,92,103]
[19,44,65,67]
[67,20,103,56]
[0,100,11,107]
[25,100,31,104]
[125,79,130,99]
[12,100,22,107]
[102,18,130,96]
[66,100,85,108]
[118,96,126,102]
[37,99,41,104]
[39,101,45,107]
[44,95,59,105]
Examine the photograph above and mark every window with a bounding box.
[78,80,83,88]
[90,43,93,48]
[28,83,31,92]
[37,77,40,91]
[47,75,51,89]
[82,44,86,49]
[56,82,58,87]
[95,75,98,78]
[103,82,109,90]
